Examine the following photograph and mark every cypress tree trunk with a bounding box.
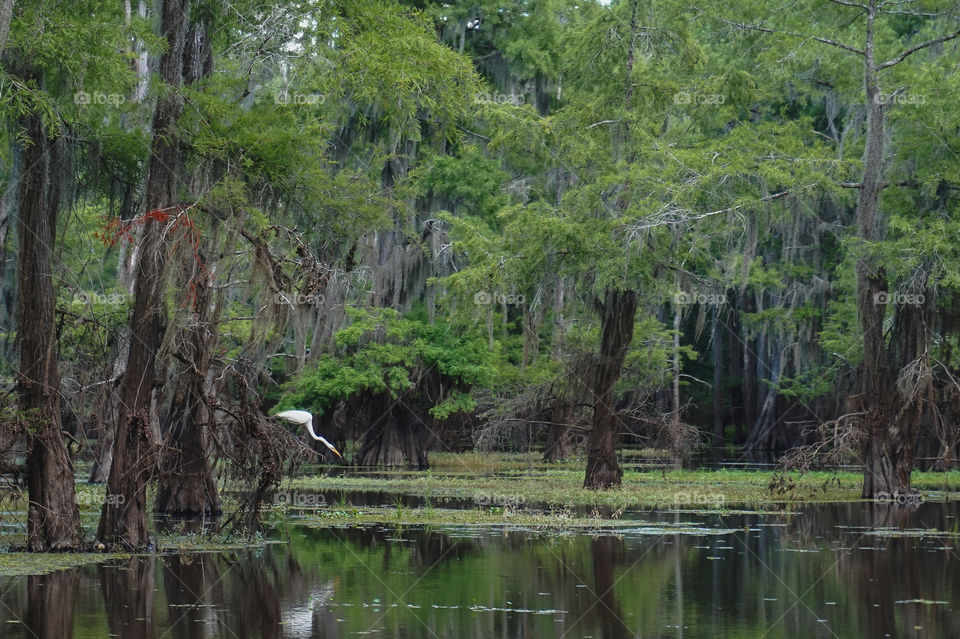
[153,13,218,518]
[87,338,126,484]
[16,104,82,551]
[861,292,931,497]
[154,266,221,517]
[543,401,574,462]
[856,5,912,498]
[0,0,15,54]
[97,0,191,549]
[584,289,636,489]
[357,404,430,468]
[90,0,151,484]
[712,306,724,447]
[741,294,758,443]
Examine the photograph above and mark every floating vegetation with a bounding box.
[0,553,126,577]
[869,528,960,538]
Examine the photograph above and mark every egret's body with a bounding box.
[275,410,342,458]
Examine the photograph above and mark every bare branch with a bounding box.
[587,119,622,129]
[877,27,960,69]
[457,125,491,141]
[626,189,795,233]
[880,9,954,16]
[826,0,868,10]
[717,17,866,56]
[838,179,917,189]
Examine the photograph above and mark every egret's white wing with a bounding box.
[274,409,342,457]
[275,409,313,426]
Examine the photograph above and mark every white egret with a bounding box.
[274,409,342,458]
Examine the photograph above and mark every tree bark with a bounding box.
[712,305,724,447]
[741,294,757,442]
[97,0,192,549]
[16,104,82,551]
[543,401,574,462]
[671,296,681,430]
[584,289,636,489]
[0,0,15,55]
[153,12,219,519]
[357,403,429,468]
[87,336,127,483]
[90,0,152,484]
[154,266,221,517]
[856,3,909,498]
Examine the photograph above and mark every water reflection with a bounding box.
[840,502,960,639]
[102,556,154,637]
[0,501,958,637]
[25,569,79,639]
[163,554,218,639]
[592,535,630,639]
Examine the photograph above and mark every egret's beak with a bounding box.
[317,436,342,459]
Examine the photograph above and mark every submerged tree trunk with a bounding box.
[154,267,221,517]
[357,404,429,468]
[861,289,932,498]
[90,0,151,484]
[154,12,218,518]
[153,378,221,517]
[162,554,217,622]
[97,0,191,549]
[856,6,907,498]
[16,106,82,551]
[584,289,637,489]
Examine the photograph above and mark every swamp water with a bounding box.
[1,501,959,638]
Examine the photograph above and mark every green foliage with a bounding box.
[279,308,495,418]
[7,0,960,466]
[414,147,509,223]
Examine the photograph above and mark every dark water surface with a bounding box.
[1,502,959,638]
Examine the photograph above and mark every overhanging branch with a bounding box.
[716,17,866,56]
[877,27,960,70]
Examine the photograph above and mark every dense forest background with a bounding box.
[2,0,960,549]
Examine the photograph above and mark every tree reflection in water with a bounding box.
[840,501,960,639]
[1,502,960,638]
[101,556,154,638]
[25,568,79,639]
[591,535,631,639]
